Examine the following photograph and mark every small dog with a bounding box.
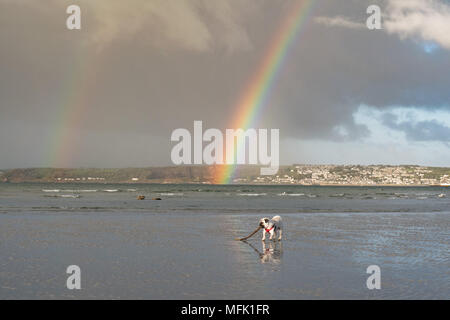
[259,215,283,241]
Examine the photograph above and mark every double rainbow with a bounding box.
[214,0,315,184]
[51,1,314,175]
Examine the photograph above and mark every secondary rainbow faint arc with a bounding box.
[214,0,315,184]
[50,51,101,168]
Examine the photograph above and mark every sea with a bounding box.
[0,183,449,299]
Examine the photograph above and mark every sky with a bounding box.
[1,0,450,169]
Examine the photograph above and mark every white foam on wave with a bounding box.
[238,193,267,196]
[278,192,305,196]
[42,189,60,193]
[160,193,183,196]
[103,189,119,192]
[44,194,80,198]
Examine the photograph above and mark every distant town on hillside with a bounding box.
[1,165,450,186]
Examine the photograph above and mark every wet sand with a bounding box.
[1,211,448,299]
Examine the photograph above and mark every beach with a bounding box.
[0,183,449,299]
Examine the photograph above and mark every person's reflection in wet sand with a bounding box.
[242,240,283,264]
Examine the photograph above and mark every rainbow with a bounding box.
[214,0,315,184]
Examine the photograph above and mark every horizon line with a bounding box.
[1,163,449,171]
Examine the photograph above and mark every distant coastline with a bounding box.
[1,165,450,186]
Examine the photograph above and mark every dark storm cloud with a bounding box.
[382,113,450,142]
[269,1,450,139]
[1,0,450,168]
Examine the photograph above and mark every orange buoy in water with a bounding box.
[137,195,145,200]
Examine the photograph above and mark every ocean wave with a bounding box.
[394,193,409,198]
[330,193,345,197]
[103,189,119,192]
[238,193,267,196]
[44,194,80,198]
[32,206,70,210]
[42,189,60,193]
[160,193,184,196]
[60,195,81,198]
[278,192,305,196]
